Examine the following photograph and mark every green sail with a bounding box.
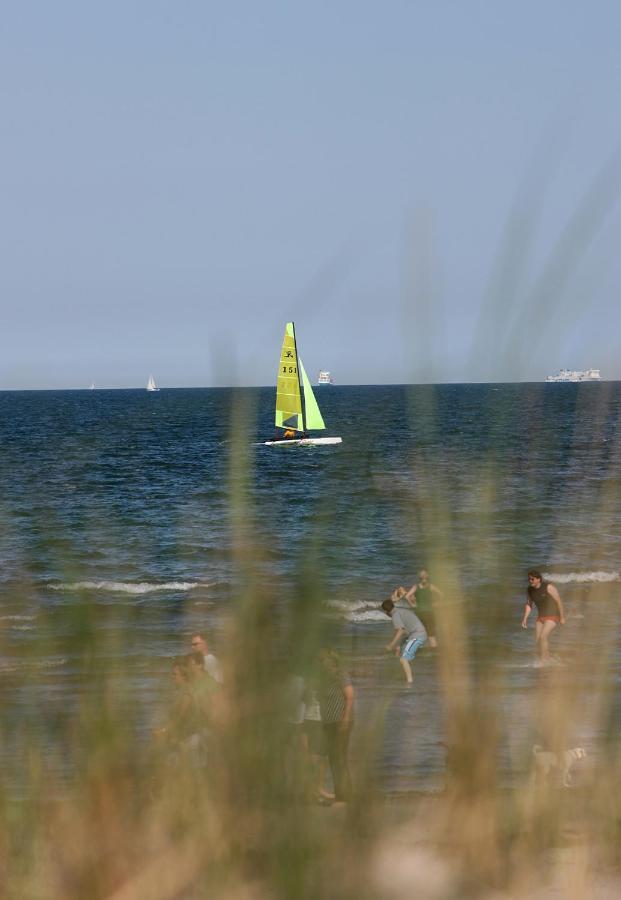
[275,322,304,431]
[299,357,325,431]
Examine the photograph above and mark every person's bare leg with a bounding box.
[399,657,413,683]
[535,620,544,659]
[318,757,334,799]
[539,620,557,660]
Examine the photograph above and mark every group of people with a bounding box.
[155,632,224,766]
[157,632,355,806]
[381,568,441,683]
[157,569,565,803]
[286,648,354,806]
[382,568,566,682]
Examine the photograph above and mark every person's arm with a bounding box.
[430,584,443,606]
[404,585,417,608]
[547,584,565,624]
[386,627,405,652]
[159,690,192,741]
[521,599,532,628]
[210,689,227,727]
[340,683,354,729]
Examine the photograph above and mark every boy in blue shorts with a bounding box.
[382,589,428,683]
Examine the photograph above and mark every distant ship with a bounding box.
[317,370,334,385]
[146,374,160,392]
[545,368,602,383]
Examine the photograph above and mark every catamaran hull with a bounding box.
[264,437,342,447]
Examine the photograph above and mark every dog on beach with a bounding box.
[532,745,587,787]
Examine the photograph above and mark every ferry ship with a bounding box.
[545,368,602,383]
[317,370,334,385]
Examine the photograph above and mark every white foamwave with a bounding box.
[348,609,389,623]
[544,571,620,584]
[327,598,388,622]
[328,599,373,612]
[0,614,36,621]
[49,580,203,595]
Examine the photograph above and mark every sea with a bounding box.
[0,383,619,795]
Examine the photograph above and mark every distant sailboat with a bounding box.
[264,322,342,447]
[146,374,159,392]
[89,383,95,390]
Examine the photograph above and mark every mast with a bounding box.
[291,321,306,432]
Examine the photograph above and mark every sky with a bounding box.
[2,1,621,388]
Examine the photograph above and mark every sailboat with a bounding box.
[146,374,159,392]
[89,383,95,390]
[264,322,342,447]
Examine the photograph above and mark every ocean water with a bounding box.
[0,383,620,794]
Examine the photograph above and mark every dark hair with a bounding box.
[319,648,341,672]
[381,598,394,614]
[527,570,542,580]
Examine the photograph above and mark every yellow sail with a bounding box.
[275,322,304,431]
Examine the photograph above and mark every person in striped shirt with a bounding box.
[318,649,354,804]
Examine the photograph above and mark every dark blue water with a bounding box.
[1,383,620,792]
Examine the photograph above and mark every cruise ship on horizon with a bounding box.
[317,370,334,385]
[545,368,602,383]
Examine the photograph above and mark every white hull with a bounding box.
[546,368,601,382]
[264,437,342,447]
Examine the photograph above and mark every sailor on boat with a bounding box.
[269,428,308,442]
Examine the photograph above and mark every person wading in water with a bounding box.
[382,590,427,684]
[521,570,565,663]
[405,569,441,648]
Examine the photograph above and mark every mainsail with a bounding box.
[275,323,304,431]
[299,358,325,430]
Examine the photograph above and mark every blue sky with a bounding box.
[2,1,621,388]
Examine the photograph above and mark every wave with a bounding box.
[0,614,36,621]
[544,571,620,584]
[48,580,207,595]
[348,609,391,623]
[328,599,374,612]
[327,599,387,623]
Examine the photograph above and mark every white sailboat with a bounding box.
[89,383,95,390]
[146,374,159,392]
[264,322,342,447]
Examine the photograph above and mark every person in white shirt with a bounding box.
[190,632,223,684]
